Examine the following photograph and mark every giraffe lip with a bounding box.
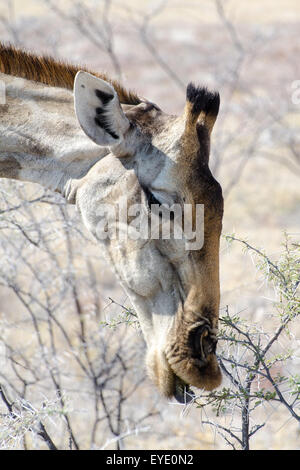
[174,376,195,404]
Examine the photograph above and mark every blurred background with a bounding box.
[0,0,299,450]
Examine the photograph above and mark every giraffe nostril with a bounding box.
[190,322,217,360]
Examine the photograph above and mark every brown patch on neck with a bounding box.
[0,42,141,105]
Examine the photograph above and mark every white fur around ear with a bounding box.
[74,71,130,147]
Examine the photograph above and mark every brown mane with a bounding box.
[0,42,141,105]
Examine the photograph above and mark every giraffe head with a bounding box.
[74,71,224,402]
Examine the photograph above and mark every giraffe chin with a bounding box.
[146,347,220,403]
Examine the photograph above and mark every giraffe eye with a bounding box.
[146,190,161,208]
[143,186,177,214]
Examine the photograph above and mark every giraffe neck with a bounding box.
[0,73,106,200]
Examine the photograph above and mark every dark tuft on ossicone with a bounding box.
[186,82,220,116]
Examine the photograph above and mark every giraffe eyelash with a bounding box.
[143,187,162,208]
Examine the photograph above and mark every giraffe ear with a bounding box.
[74,71,130,147]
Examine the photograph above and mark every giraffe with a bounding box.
[0,43,223,403]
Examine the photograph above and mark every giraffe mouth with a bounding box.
[174,376,195,404]
[166,321,221,401]
[146,322,221,403]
